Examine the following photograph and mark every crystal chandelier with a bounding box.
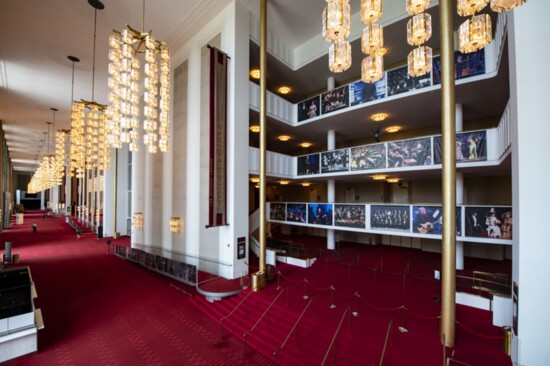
[490,0,526,12]
[457,0,489,16]
[361,55,384,83]
[108,0,171,153]
[360,0,384,83]
[329,40,352,73]
[406,0,432,77]
[322,0,351,42]
[458,14,492,53]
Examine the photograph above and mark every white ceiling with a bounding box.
[0,0,508,176]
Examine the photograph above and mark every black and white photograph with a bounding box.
[334,204,366,228]
[321,149,350,173]
[286,203,307,223]
[307,203,333,226]
[370,205,410,231]
[297,153,320,175]
[465,206,512,239]
[297,96,320,122]
[434,131,487,164]
[270,203,286,221]
[321,85,349,114]
[350,144,386,170]
[350,76,387,106]
[387,138,432,167]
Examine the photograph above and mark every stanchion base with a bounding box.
[303,295,309,300]
[432,296,441,302]
[329,304,336,309]
[352,311,360,317]
[276,286,281,290]
[398,326,408,333]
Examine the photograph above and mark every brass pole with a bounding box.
[258,0,267,281]
[439,0,456,347]
[113,149,119,237]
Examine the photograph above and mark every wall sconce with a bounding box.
[170,217,181,234]
[132,212,144,230]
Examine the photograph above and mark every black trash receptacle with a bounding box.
[97,225,103,239]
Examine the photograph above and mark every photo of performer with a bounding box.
[413,206,442,234]
[370,205,410,231]
[433,50,485,84]
[307,203,333,226]
[485,208,502,238]
[286,204,307,223]
[387,66,414,96]
[297,154,320,175]
[297,96,320,122]
[350,144,386,171]
[350,76,387,106]
[270,203,286,221]
[434,131,487,164]
[321,85,349,114]
[335,204,366,228]
[321,149,350,173]
[465,206,512,240]
[387,138,432,167]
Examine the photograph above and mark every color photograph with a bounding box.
[350,144,386,170]
[308,203,333,226]
[297,153,320,175]
[370,205,410,231]
[334,204,366,228]
[434,130,487,164]
[270,203,286,221]
[465,206,512,239]
[286,203,307,223]
[412,206,461,235]
[433,50,486,84]
[297,96,320,122]
[321,85,349,114]
[387,138,432,167]
[350,76,386,106]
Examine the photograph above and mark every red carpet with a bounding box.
[1,212,270,365]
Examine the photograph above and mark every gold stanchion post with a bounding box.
[398,305,408,333]
[329,285,336,309]
[352,292,360,317]
[303,278,309,300]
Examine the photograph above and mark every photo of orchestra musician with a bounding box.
[307,203,333,226]
[387,138,432,167]
[286,203,307,223]
[465,206,512,239]
[321,149,349,173]
[321,85,349,114]
[270,203,286,221]
[412,206,461,235]
[350,144,386,170]
[350,76,386,106]
[334,204,366,228]
[370,205,410,231]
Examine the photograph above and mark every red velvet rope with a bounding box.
[278,272,304,284]
[456,321,507,340]
[404,307,440,320]
[305,280,331,292]
[358,296,402,312]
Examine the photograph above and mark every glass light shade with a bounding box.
[406,0,430,15]
[407,46,432,77]
[329,40,352,73]
[322,0,351,42]
[407,13,432,46]
[372,174,387,180]
[169,217,181,234]
[361,24,384,56]
[457,0,489,16]
[385,126,401,133]
[458,14,492,53]
[249,125,260,133]
[361,0,383,24]
[490,0,526,12]
[361,55,384,83]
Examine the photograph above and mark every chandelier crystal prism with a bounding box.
[408,45,433,77]
[361,54,384,83]
[458,14,492,53]
[361,0,383,24]
[361,23,384,56]
[406,0,431,15]
[407,13,432,46]
[322,0,351,42]
[329,39,352,72]
[490,0,527,12]
[457,0,489,16]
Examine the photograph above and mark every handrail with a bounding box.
[379,318,394,366]
[220,289,254,339]
[244,287,287,354]
[456,274,512,296]
[472,270,511,283]
[321,306,351,365]
[446,357,474,366]
[273,297,314,365]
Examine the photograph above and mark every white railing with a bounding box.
[497,101,512,159]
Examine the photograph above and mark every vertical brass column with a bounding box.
[439,0,456,347]
[257,0,267,281]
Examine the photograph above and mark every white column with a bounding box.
[185,45,202,256]
[103,149,115,237]
[131,145,146,246]
[455,103,464,270]
[327,130,336,250]
[327,76,335,91]
[508,3,550,364]
[40,191,45,210]
[144,151,153,245]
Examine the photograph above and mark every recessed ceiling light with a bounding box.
[250,177,260,183]
[385,126,401,133]
[370,113,388,122]
[278,135,291,142]
[386,178,400,183]
[249,125,260,133]
[300,142,312,148]
[278,86,291,94]
[250,69,260,79]
[372,174,387,180]
[301,182,311,187]
[279,180,290,185]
